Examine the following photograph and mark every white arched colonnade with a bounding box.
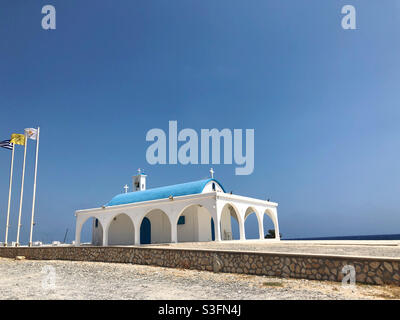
[75,192,279,246]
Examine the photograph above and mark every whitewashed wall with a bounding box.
[197,206,213,242]
[177,206,198,242]
[146,209,171,244]
[220,206,233,240]
[92,218,103,246]
[108,214,135,245]
[177,206,213,242]
[203,181,224,193]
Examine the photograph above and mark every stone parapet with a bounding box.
[0,246,398,286]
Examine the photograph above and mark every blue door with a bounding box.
[211,218,215,241]
[140,217,151,244]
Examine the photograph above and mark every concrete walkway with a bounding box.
[143,240,400,258]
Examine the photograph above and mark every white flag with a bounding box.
[25,128,38,140]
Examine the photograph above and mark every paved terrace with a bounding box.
[141,240,400,258]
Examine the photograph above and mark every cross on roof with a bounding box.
[123,184,129,193]
[210,168,214,179]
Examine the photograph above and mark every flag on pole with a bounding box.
[10,134,25,146]
[0,140,13,150]
[15,131,28,245]
[4,138,15,245]
[28,127,40,246]
[25,128,38,140]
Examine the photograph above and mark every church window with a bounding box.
[178,216,185,225]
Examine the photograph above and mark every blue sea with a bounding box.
[285,234,400,241]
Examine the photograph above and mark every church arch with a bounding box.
[79,216,103,246]
[220,203,241,240]
[140,209,171,244]
[244,206,261,240]
[176,204,214,243]
[107,213,135,245]
[263,209,278,239]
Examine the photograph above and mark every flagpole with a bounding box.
[16,133,28,246]
[29,127,40,247]
[4,143,15,246]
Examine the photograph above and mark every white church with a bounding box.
[75,170,280,246]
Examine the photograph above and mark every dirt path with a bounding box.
[0,258,399,300]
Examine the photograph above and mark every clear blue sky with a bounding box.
[0,1,399,244]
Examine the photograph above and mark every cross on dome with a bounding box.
[209,168,214,179]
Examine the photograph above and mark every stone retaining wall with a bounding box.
[0,246,399,286]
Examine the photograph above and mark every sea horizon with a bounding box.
[285,233,400,241]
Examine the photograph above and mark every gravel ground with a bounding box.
[0,258,399,300]
[148,240,400,258]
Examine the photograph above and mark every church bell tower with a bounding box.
[132,168,147,192]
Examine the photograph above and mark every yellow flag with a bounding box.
[10,133,25,146]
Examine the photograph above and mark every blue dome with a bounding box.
[106,178,225,207]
